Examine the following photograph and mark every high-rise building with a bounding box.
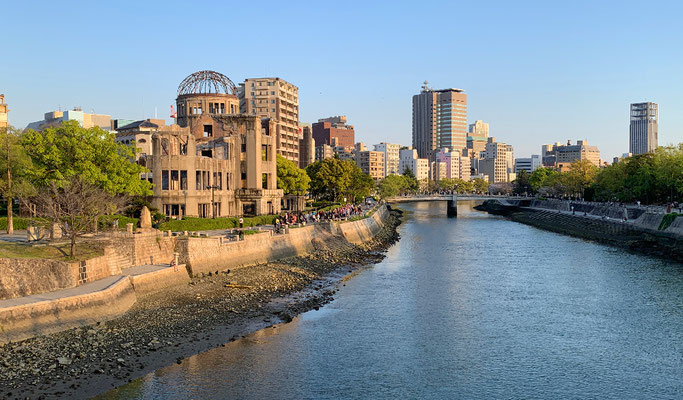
[629,102,658,155]
[398,148,429,181]
[0,94,8,129]
[514,155,542,174]
[312,116,355,149]
[356,150,385,181]
[479,141,514,183]
[412,82,467,158]
[239,77,300,163]
[298,124,315,169]
[555,140,600,170]
[374,142,401,177]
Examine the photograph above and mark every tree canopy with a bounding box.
[306,158,374,202]
[22,121,151,196]
[276,155,310,196]
[0,127,36,233]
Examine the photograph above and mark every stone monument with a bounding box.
[138,206,153,231]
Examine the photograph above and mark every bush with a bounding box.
[158,215,277,232]
[0,217,33,230]
[658,213,680,231]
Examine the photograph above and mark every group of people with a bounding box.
[273,204,366,234]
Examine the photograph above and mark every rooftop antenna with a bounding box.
[422,80,431,92]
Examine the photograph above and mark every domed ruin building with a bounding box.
[116,71,282,218]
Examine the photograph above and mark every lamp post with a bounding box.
[206,185,219,218]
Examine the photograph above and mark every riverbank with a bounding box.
[476,200,683,260]
[0,209,402,400]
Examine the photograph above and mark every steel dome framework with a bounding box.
[177,70,237,96]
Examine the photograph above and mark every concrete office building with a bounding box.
[479,141,514,183]
[399,148,429,181]
[555,140,600,170]
[629,102,658,155]
[298,124,315,169]
[0,95,8,128]
[435,147,471,181]
[514,155,541,174]
[412,82,467,158]
[315,144,334,161]
[312,116,355,149]
[467,120,490,160]
[374,142,401,177]
[239,77,300,163]
[356,150,385,181]
[26,107,111,131]
[114,118,168,159]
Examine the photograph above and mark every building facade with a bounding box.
[435,148,470,181]
[26,108,111,131]
[514,155,541,174]
[312,116,355,149]
[398,148,429,181]
[374,142,401,177]
[298,124,315,169]
[239,77,300,163]
[479,141,514,183]
[356,150,385,181]
[412,82,467,158]
[315,144,334,161]
[629,102,658,155]
[0,95,8,128]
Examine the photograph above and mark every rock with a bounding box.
[139,206,153,229]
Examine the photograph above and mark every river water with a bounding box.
[101,202,682,399]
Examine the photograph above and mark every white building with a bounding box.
[399,148,429,181]
[479,141,514,183]
[514,155,541,174]
[374,142,401,178]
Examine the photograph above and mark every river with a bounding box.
[100,201,683,399]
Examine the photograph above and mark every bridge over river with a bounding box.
[387,194,534,217]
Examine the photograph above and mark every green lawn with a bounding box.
[0,241,106,261]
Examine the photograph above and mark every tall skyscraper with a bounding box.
[239,78,300,163]
[412,82,467,159]
[629,102,658,155]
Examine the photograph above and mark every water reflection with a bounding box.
[100,201,683,400]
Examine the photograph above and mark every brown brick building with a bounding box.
[312,116,355,148]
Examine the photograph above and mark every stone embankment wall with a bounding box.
[178,205,390,275]
[479,200,682,259]
[0,277,137,343]
[0,232,177,302]
[0,205,392,343]
[0,259,77,300]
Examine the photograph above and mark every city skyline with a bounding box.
[2,1,682,160]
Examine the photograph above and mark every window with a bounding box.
[271,100,275,104]
[180,170,187,190]
[241,140,246,153]
[262,144,268,161]
[161,170,169,190]
[196,171,202,190]
[220,103,225,114]
[170,170,179,190]
[241,172,247,180]
[271,91,275,95]
[217,172,223,190]
[204,124,213,137]
[262,173,269,189]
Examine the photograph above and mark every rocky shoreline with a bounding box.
[0,209,402,400]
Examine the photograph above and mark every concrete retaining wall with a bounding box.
[338,205,387,244]
[0,276,136,343]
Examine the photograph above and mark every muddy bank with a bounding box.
[0,210,402,400]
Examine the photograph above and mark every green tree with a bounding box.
[22,121,151,196]
[0,127,36,234]
[306,158,362,202]
[529,167,559,193]
[378,174,409,198]
[402,167,419,193]
[276,155,310,195]
[438,178,455,191]
[565,159,598,198]
[513,170,532,195]
[346,164,375,203]
[472,178,489,194]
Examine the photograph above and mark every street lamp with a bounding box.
[206,185,220,218]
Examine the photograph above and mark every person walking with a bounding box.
[239,217,244,228]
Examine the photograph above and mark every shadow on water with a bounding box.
[99,201,683,400]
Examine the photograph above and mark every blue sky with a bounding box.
[2,0,682,159]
